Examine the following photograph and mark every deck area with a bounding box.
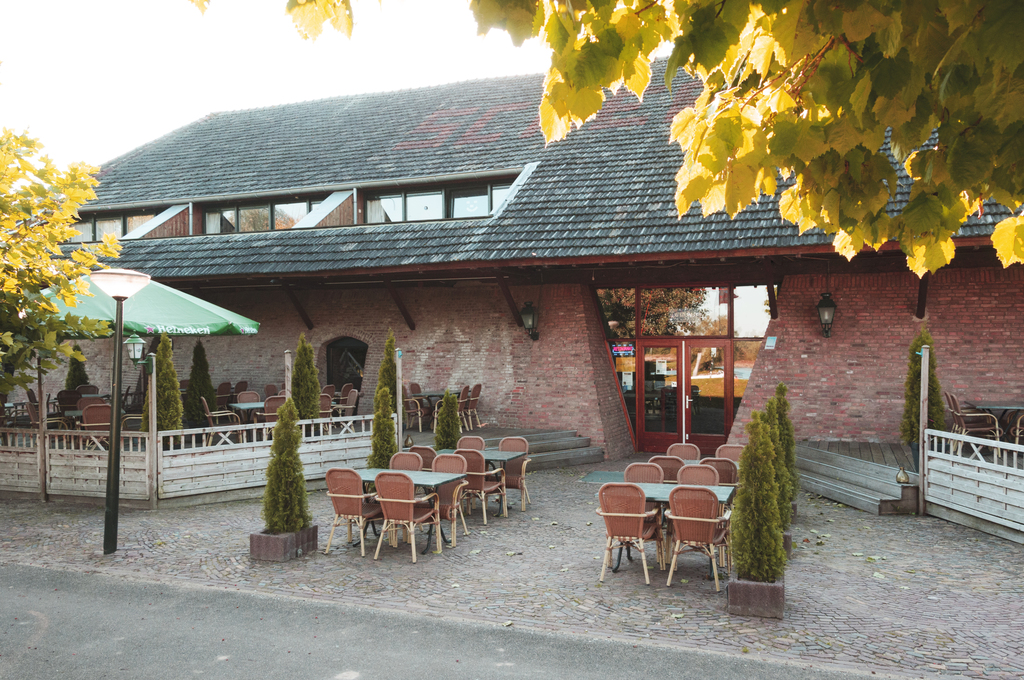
[802,440,914,470]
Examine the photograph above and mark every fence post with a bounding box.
[37,361,47,502]
[283,350,293,397]
[918,344,929,516]
[396,347,403,450]
[147,357,158,509]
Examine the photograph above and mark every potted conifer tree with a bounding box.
[765,396,794,558]
[728,410,787,619]
[291,334,320,420]
[434,390,460,451]
[182,340,216,428]
[250,398,317,561]
[900,325,944,472]
[141,333,182,432]
[64,344,90,390]
[774,382,799,519]
[378,329,397,415]
[367,385,397,469]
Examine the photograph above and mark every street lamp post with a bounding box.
[89,269,151,555]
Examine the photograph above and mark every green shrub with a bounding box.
[291,333,319,420]
[367,385,397,469]
[141,333,182,432]
[434,390,460,450]
[261,398,312,533]
[64,344,90,390]
[774,382,799,517]
[900,324,945,444]
[182,340,216,425]
[765,396,792,531]
[376,329,397,414]
[731,410,786,583]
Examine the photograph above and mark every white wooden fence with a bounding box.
[0,413,381,505]
[923,428,1024,543]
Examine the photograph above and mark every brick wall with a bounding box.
[730,266,1024,443]
[42,282,635,459]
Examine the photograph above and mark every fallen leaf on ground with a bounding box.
[502,621,513,627]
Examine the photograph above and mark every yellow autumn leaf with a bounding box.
[991,215,1024,266]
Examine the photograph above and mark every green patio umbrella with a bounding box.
[48,275,259,337]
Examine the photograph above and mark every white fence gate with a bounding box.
[923,428,1024,544]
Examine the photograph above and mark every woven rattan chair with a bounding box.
[263,384,278,400]
[234,381,248,395]
[403,387,426,432]
[323,384,336,399]
[389,451,423,471]
[667,442,701,461]
[499,436,531,510]
[702,458,737,485]
[409,382,423,395]
[179,379,189,391]
[318,393,333,419]
[25,402,69,430]
[409,445,437,471]
[649,455,684,482]
[946,392,1001,439]
[324,467,382,556]
[624,462,664,484]
[678,463,720,486]
[201,396,240,427]
[466,383,482,429]
[257,395,286,423]
[373,471,439,563]
[339,383,353,401]
[456,448,506,524]
[456,386,472,430]
[432,453,470,546]
[215,382,233,409]
[236,390,260,403]
[457,435,485,451]
[56,390,81,417]
[76,385,99,396]
[596,482,664,585]
[76,396,106,411]
[333,389,358,417]
[714,444,743,462]
[665,485,730,591]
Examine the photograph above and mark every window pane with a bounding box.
[406,191,443,220]
[609,341,637,435]
[366,195,403,223]
[734,339,761,415]
[491,184,512,212]
[274,202,307,230]
[596,288,635,339]
[238,206,269,232]
[639,287,727,336]
[643,346,678,433]
[734,285,772,338]
[126,214,155,234]
[690,345,726,436]
[68,221,92,242]
[205,210,236,234]
[95,218,121,239]
[450,187,488,218]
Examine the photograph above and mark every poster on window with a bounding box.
[656,359,668,374]
[621,372,633,390]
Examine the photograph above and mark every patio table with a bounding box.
[356,468,467,553]
[229,401,264,423]
[437,447,524,471]
[410,391,447,412]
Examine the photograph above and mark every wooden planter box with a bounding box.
[728,575,785,619]
[250,525,318,562]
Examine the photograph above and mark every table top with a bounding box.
[972,402,1024,411]
[436,447,525,463]
[356,468,466,487]
[411,391,448,399]
[633,482,735,505]
[229,402,264,410]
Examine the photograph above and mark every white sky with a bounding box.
[0,0,551,168]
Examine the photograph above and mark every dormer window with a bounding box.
[366,182,513,224]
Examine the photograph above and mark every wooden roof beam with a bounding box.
[915,272,930,319]
[283,285,314,330]
[495,274,524,327]
[384,279,416,330]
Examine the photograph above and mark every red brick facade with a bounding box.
[730,266,1024,443]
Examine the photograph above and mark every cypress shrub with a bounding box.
[731,411,786,582]
[141,333,182,432]
[64,344,90,390]
[376,329,397,414]
[434,390,460,450]
[182,340,216,425]
[367,385,397,469]
[765,396,792,531]
[261,398,312,533]
[774,382,799,516]
[291,333,319,420]
[900,324,945,444]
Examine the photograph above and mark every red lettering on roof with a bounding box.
[393,108,479,150]
[456,103,534,146]
[589,94,648,129]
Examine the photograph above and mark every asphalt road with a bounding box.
[0,564,893,680]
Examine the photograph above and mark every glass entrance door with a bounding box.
[637,343,681,453]
[686,341,729,452]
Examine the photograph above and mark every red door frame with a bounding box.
[636,339,683,454]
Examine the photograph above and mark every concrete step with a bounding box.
[482,431,579,447]
[529,446,605,470]
[525,436,592,454]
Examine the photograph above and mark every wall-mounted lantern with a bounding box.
[816,292,837,338]
[124,334,154,373]
[521,301,539,341]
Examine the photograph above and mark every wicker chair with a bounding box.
[457,435,485,451]
[263,384,278,400]
[648,455,684,482]
[667,442,701,461]
[333,389,358,417]
[432,453,470,546]
[678,464,720,486]
[665,485,730,591]
[257,395,286,424]
[200,396,240,427]
[319,393,334,419]
[409,382,423,395]
[324,468,382,557]
[76,396,106,412]
[499,436,531,510]
[455,448,506,524]
[76,385,99,396]
[945,391,1002,442]
[215,382,233,409]
[596,482,664,585]
[456,386,472,430]
[25,402,69,430]
[389,451,423,471]
[466,383,483,429]
[373,471,439,563]
[624,463,663,514]
[179,379,189,392]
[56,390,81,417]
[702,458,738,485]
[715,444,743,462]
[323,384,336,399]
[409,445,437,471]
[234,381,248,395]
[402,387,426,432]
[339,383,354,401]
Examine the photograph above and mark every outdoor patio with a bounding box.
[2,456,1022,679]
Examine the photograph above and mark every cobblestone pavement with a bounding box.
[2,459,1022,679]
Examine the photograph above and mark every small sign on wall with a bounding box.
[765,336,777,350]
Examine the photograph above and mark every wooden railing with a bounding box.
[45,429,151,500]
[0,428,40,494]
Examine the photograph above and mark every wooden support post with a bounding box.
[396,347,403,450]
[284,350,293,397]
[764,261,779,320]
[496,274,525,327]
[384,279,416,330]
[148,358,158,509]
[915,273,930,319]
[283,286,314,330]
[918,344,929,517]
[37,361,47,502]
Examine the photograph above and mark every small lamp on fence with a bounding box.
[816,292,837,338]
[521,301,539,341]
[124,334,154,373]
